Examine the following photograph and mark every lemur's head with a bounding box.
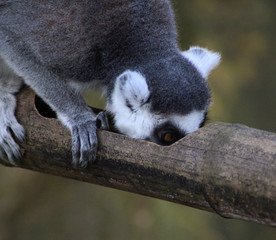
[106,47,220,145]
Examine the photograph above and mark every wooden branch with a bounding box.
[1,87,275,227]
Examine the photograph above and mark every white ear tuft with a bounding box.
[182,46,221,79]
[117,70,150,108]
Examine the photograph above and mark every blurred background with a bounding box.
[0,0,275,239]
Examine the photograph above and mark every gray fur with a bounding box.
[0,56,24,165]
[0,0,219,167]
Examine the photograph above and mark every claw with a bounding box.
[96,111,109,130]
[0,90,25,166]
[0,123,24,166]
[10,123,25,142]
[0,137,22,166]
[70,119,98,168]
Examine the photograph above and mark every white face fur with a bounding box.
[106,46,220,144]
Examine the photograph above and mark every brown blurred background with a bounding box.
[0,0,275,239]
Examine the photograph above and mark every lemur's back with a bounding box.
[0,0,176,81]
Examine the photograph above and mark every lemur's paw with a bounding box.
[0,120,25,166]
[96,111,109,130]
[71,119,98,168]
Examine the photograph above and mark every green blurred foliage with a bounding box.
[0,0,275,239]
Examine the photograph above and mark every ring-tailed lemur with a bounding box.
[0,0,220,167]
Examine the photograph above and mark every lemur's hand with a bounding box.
[0,93,25,166]
[71,119,97,168]
[65,111,109,168]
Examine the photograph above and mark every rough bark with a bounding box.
[0,87,275,227]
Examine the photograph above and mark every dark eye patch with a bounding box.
[154,122,185,146]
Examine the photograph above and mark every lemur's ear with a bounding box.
[182,46,221,79]
[118,70,150,108]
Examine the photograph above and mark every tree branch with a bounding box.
[1,87,275,227]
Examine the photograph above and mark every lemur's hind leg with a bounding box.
[0,56,24,165]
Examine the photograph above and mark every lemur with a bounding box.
[0,0,220,167]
